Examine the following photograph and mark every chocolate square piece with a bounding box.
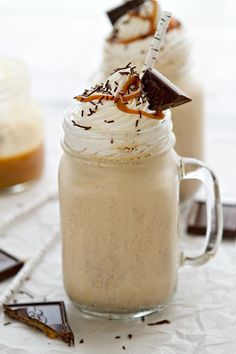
[187,201,236,239]
[4,302,74,345]
[0,249,24,282]
[107,0,146,25]
[141,68,192,112]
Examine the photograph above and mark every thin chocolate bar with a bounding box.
[107,0,146,25]
[187,201,236,239]
[0,249,24,282]
[141,68,192,112]
[4,302,74,345]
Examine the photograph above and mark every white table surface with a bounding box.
[0,2,236,353]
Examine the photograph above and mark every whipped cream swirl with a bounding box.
[103,0,191,80]
[63,65,174,161]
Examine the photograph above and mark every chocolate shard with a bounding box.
[3,302,74,346]
[107,0,146,25]
[141,68,192,112]
[187,201,236,239]
[0,249,24,282]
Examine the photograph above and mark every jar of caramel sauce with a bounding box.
[0,58,44,191]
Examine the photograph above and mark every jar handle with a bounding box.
[180,158,223,266]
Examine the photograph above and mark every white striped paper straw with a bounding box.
[0,227,59,309]
[140,10,172,77]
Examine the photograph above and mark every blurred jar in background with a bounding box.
[0,58,44,191]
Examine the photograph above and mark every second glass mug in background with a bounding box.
[59,109,222,319]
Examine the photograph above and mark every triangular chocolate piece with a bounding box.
[141,68,192,112]
[0,249,24,282]
[107,0,146,25]
[4,302,74,346]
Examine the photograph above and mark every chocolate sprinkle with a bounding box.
[88,108,96,116]
[105,120,115,123]
[3,322,11,326]
[147,319,170,326]
[115,336,121,339]
[128,334,133,339]
[79,339,84,344]
[72,120,91,131]
[122,346,126,350]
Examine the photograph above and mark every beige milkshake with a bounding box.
[102,0,204,200]
[59,61,192,316]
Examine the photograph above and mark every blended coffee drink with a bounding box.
[59,62,222,318]
[102,0,204,200]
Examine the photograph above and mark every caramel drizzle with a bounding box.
[75,74,164,120]
[167,17,181,32]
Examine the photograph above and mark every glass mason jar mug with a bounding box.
[59,109,222,319]
[0,58,44,191]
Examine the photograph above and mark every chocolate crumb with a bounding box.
[3,322,11,326]
[115,336,121,339]
[148,319,170,326]
[128,334,132,339]
[79,339,84,344]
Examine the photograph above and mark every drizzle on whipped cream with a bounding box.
[63,63,173,159]
[73,62,164,130]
